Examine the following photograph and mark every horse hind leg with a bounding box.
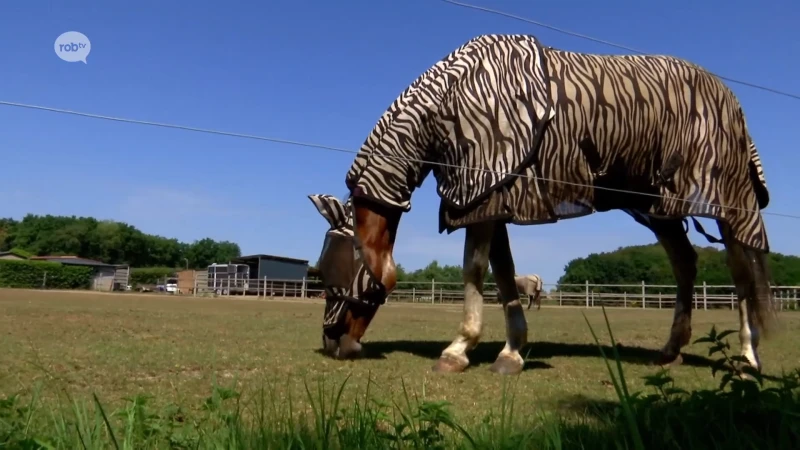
[432,221,494,373]
[648,217,698,366]
[487,223,528,375]
[718,220,777,372]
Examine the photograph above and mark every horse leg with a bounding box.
[432,221,494,373]
[488,223,528,375]
[718,220,775,372]
[649,217,698,366]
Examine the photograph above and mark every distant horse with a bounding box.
[496,274,544,310]
[515,275,544,311]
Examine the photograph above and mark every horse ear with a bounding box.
[308,194,348,230]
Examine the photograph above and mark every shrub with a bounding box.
[129,267,177,286]
[0,259,92,289]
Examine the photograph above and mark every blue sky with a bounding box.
[0,0,798,287]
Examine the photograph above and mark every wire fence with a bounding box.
[180,275,800,312]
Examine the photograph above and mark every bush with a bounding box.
[130,267,177,286]
[0,260,92,289]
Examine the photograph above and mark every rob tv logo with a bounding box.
[54,31,91,63]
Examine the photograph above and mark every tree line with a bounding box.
[391,244,800,294]
[0,214,241,269]
[558,243,800,293]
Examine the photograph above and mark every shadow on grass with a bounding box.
[356,340,715,370]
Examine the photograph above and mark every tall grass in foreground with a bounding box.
[1,309,798,449]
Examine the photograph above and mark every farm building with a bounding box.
[29,256,130,291]
[230,254,309,281]
[0,250,27,260]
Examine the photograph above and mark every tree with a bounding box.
[0,214,241,269]
[184,238,241,268]
[557,243,800,293]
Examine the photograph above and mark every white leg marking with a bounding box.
[738,298,759,369]
[439,223,493,368]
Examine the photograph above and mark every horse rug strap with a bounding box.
[689,217,724,244]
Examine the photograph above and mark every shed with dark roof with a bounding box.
[29,256,130,291]
[229,254,309,281]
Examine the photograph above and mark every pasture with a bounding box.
[1,288,799,448]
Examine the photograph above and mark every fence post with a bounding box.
[301,277,307,299]
[559,289,562,306]
[730,293,735,310]
[659,292,662,309]
[412,287,416,302]
[585,280,589,308]
[431,279,435,305]
[641,281,645,309]
[623,291,627,308]
[702,281,707,310]
[193,275,197,297]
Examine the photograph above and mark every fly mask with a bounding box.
[308,194,388,341]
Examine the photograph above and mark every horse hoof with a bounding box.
[733,359,761,378]
[654,352,683,367]
[489,355,524,375]
[432,355,468,373]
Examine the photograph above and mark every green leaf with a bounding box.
[715,329,737,341]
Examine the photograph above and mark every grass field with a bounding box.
[1,288,799,449]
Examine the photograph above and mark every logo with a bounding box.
[54,31,91,64]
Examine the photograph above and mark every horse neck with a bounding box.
[353,199,402,291]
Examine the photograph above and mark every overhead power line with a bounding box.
[439,0,800,101]
[1,99,797,221]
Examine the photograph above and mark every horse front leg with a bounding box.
[649,217,698,366]
[432,221,494,373]
[488,223,528,375]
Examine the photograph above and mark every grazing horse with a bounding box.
[308,34,776,376]
[516,275,544,311]
[496,274,544,310]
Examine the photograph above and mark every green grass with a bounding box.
[1,289,798,449]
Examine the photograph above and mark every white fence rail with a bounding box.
[184,274,800,311]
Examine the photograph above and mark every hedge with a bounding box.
[129,267,177,286]
[0,260,93,289]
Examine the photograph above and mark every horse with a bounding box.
[307,33,776,376]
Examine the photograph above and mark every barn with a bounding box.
[230,254,309,281]
[29,256,130,291]
[0,250,27,261]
